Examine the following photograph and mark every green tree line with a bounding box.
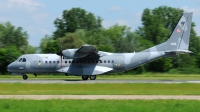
[40,6,200,74]
[1,6,200,74]
[0,22,37,74]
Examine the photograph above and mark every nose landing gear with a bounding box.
[34,73,37,77]
[22,74,28,80]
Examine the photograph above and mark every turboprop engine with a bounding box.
[59,45,100,59]
[62,49,89,59]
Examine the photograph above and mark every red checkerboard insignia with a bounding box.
[177,29,181,33]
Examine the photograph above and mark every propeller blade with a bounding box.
[60,41,63,68]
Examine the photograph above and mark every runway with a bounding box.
[0,95,200,100]
[1,79,200,100]
[0,79,200,83]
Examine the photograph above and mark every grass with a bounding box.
[0,83,200,95]
[1,73,200,80]
[0,99,200,112]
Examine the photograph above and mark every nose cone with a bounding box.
[7,64,11,72]
[7,63,14,72]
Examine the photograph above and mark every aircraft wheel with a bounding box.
[22,75,28,80]
[90,75,96,80]
[82,75,89,80]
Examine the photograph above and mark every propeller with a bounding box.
[57,41,63,68]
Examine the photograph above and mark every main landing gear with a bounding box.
[22,74,28,80]
[90,75,96,80]
[81,75,96,80]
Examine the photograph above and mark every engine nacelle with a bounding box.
[62,49,88,59]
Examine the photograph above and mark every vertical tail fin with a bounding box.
[166,12,193,52]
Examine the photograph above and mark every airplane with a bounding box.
[7,12,193,80]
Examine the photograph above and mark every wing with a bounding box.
[62,45,100,59]
[75,45,99,58]
[76,45,98,53]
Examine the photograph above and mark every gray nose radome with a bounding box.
[7,64,11,72]
[7,63,14,72]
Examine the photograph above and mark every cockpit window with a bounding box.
[23,58,26,62]
[19,58,22,62]
[18,58,26,62]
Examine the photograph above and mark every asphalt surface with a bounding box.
[0,95,200,100]
[0,79,200,83]
[1,79,200,100]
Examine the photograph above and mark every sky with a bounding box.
[0,0,200,47]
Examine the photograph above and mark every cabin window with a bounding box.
[112,60,114,63]
[53,61,56,64]
[104,60,106,63]
[72,60,75,63]
[69,61,71,63]
[57,61,59,63]
[45,61,48,64]
[65,61,67,63]
[99,60,102,63]
[77,61,79,63]
[108,60,110,63]
[49,61,52,64]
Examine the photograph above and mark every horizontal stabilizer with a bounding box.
[165,50,193,54]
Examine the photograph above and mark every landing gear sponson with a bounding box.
[82,75,97,80]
